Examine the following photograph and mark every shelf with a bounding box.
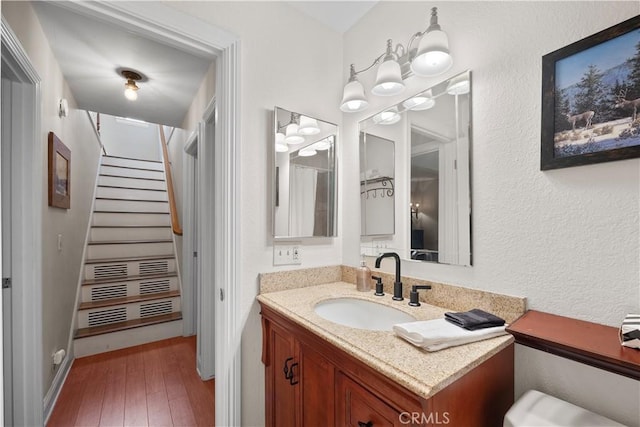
[506,310,640,380]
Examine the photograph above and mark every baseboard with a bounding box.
[74,319,183,357]
[43,354,73,424]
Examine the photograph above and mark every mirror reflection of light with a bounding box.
[446,76,470,95]
[275,143,288,152]
[298,147,317,157]
[373,108,401,125]
[285,123,304,144]
[403,92,436,111]
[313,138,331,150]
[298,116,321,135]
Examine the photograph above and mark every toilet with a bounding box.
[504,390,625,427]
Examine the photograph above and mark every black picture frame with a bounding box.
[541,15,640,170]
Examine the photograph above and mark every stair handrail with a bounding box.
[86,111,107,155]
[159,125,183,236]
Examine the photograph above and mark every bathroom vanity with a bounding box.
[258,279,520,427]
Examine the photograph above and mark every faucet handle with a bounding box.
[371,276,384,296]
[408,285,432,307]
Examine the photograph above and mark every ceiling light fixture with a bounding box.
[340,7,452,113]
[121,70,142,101]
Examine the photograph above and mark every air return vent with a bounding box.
[140,300,172,318]
[91,284,127,301]
[88,307,127,327]
[139,260,168,275]
[93,263,128,279]
[140,279,170,294]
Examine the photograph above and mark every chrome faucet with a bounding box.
[375,252,403,301]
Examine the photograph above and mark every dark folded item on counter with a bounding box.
[444,308,505,331]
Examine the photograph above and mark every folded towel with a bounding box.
[393,318,507,351]
[444,308,505,330]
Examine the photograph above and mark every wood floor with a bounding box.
[47,336,214,427]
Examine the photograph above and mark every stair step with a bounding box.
[99,163,164,173]
[92,212,171,227]
[98,185,166,193]
[88,239,173,245]
[99,173,165,182]
[77,296,181,329]
[98,175,166,191]
[96,186,168,201]
[94,199,169,213]
[103,155,163,164]
[90,226,172,242]
[82,272,177,286]
[79,290,181,310]
[75,312,182,339]
[84,256,176,281]
[100,165,164,180]
[86,240,174,260]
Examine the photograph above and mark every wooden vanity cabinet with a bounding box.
[261,303,514,427]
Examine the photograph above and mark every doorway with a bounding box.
[1,18,44,426]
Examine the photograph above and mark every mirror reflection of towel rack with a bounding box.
[360,176,394,198]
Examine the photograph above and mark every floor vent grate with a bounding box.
[140,301,172,318]
[139,260,168,275]
[93,264,128,279]
[88,307,127,326]
[91,284,127,301]
[140,279,171,294]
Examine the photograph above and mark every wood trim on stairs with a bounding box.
[75,312,182,339]
[84,254,176,264]
[78,290,180,310]
[159,126,183,236]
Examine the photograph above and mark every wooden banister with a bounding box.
[159,126,183,236]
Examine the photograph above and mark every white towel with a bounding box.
[393,318,507,352]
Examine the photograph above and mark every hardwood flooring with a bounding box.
[47,336,214,427]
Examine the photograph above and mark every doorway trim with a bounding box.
[1,17,44,426]
[55,3,242,425]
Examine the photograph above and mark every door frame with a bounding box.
[55,3,242,425]
[1,17,44,426]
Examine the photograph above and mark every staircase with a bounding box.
[74,155,183,357]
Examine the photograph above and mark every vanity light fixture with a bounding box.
[121,70,142,101]
[403,89,436,111]
[279,112,305,144]
[340,7,452,113]
[410,202,420,219]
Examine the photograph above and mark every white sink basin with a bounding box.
[314,298,415,331]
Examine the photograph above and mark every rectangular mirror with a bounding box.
[360,132,394,236]
[273,107,338,238]
[359,70,472,266]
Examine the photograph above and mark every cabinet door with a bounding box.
[336,373,404,427]
[266,321,299,427]
[300,343,335,426]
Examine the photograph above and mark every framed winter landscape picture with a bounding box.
[541,15,640,170]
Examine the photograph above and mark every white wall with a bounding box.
[100,114,161,161]
[164,3,343,426]
[343,2,639,425]
[2,1,103,399]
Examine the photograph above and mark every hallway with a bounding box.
[47,336,214,426]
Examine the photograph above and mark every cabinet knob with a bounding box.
[358,422,373,427]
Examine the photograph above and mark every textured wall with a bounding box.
[3,1,103,399]
[343,2,639,425]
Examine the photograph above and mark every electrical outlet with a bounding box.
[274,243,302,266]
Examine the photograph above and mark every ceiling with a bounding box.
[33,2,215,127]
[32,2,376,127]
[286,1,377,33]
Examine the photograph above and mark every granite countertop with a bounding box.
[257,281,514,399]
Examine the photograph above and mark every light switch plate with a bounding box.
[274,243,302,266]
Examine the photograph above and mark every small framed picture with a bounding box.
[541,15,640,170]
[48,132,71,209]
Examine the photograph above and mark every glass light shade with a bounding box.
[124,87,138,101]
[313,138,331,150]
[446,75,470,95]
[410,30,452,76]
[340,79,369,113]
[276,132,286,144]
[402,89,436,111]
[298,116,321,135]
[298,147,317,157]
[371,59,405,96]
[275,142,288,153]
[285,123,304,144]
[373,108,401,125]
